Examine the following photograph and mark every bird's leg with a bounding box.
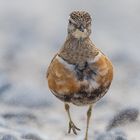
[65,103,80,135]
[84,105,93,140]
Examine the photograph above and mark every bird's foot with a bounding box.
[68,121,80,135]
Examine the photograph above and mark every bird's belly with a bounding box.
[53,82,111,106]
[72,85,110,106]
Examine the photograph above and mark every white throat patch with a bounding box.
[72,29,88,39]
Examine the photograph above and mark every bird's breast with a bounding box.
[47,52,113,106]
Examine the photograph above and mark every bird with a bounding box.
[46,11,113,140]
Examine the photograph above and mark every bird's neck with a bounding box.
[59,35,96,64]
[67,35,89,44]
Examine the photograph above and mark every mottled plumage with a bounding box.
[46,11,113,140]
[70,11,92,25]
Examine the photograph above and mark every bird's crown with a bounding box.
[70,11,92,24]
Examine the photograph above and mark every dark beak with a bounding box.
[79,25,84,32]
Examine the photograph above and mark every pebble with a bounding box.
[1,134,18,140]
[21,133,42,140]
[107,108,139,130]
[2,112,37,124]
[96,129,127,140]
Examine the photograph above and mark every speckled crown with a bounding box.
[70,11,92,23]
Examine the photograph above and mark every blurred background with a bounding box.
[0,0,140,140]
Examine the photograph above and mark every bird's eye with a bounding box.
[69,20,72,24]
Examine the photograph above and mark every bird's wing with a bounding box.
[46,54,58,78]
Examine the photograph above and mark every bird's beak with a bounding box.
[79,25,85,32]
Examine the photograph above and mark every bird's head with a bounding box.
[68,11,92,40]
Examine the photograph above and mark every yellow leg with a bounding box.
[84,105,93,140]
[65,103,80,135]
